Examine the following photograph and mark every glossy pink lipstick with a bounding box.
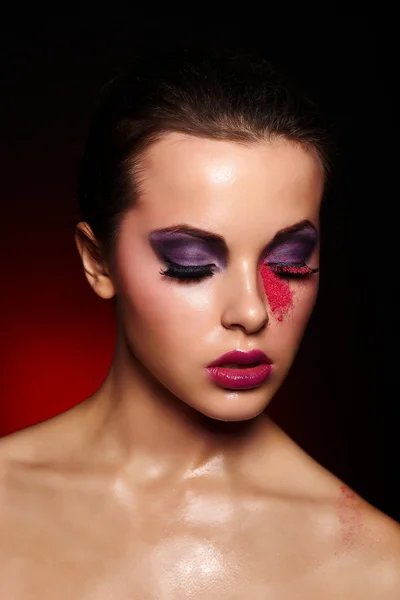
[206,349,273,390]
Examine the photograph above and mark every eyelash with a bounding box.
[266,262,319,278]
[160,263,215,283]
[160,261,319,283]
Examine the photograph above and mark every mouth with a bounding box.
[206,350,273,390]
[207,349,272,369]
[219,363,260,369]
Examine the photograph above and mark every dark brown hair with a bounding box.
[78,47,333,259]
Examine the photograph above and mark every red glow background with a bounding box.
[0,14,397,520]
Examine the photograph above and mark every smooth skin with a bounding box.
[0,135,399,598]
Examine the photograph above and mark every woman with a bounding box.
[0,48,399,598]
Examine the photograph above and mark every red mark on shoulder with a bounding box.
[337,484,363,551]
[260,263,293,322]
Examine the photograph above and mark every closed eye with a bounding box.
[160,261,215,283]
[160,260,319,284]
[265,262,319,278]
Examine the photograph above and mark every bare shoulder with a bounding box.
[0,399,92,507]
[0,413,66,504]
[353,500,400,596]
[0,398,94,467]
[268,423,400,595]
[313,463,400,596]
[0,401,96,564]
[0,422,49,551]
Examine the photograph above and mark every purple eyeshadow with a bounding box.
[149,232,227,268]
[149,224,318,270]
[265,227,318,264]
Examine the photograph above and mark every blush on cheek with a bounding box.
[260,263,293,322]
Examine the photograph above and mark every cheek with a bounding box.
[116,263,214,337]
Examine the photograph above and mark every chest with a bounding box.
[0,486,339,599]
[1,525,336,598]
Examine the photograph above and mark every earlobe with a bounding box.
[75,222,116,300]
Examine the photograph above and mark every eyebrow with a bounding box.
[150,219,317,249]
[270,219,318,243]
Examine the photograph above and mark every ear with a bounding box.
[75,222,115,300]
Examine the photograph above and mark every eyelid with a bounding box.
[154,246,222,268]
[162,256,217,270]
[270,226,319,246]
[153,232,318,271]
[263,241,317,264]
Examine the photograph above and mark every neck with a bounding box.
[82,336,279,482]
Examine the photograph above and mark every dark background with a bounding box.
[0,11,397,520]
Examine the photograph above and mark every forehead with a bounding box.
[131,133,324,241]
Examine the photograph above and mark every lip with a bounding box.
[206,350,273,390]
[207,349,272,368]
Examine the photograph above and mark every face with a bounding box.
[111,134,324,421]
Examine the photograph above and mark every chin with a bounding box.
[196,395,269,423]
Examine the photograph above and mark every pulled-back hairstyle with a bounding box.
[78,47,332,259]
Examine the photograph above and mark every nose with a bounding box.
[220,263,269,335]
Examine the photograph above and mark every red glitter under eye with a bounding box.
[260,263,293,322]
